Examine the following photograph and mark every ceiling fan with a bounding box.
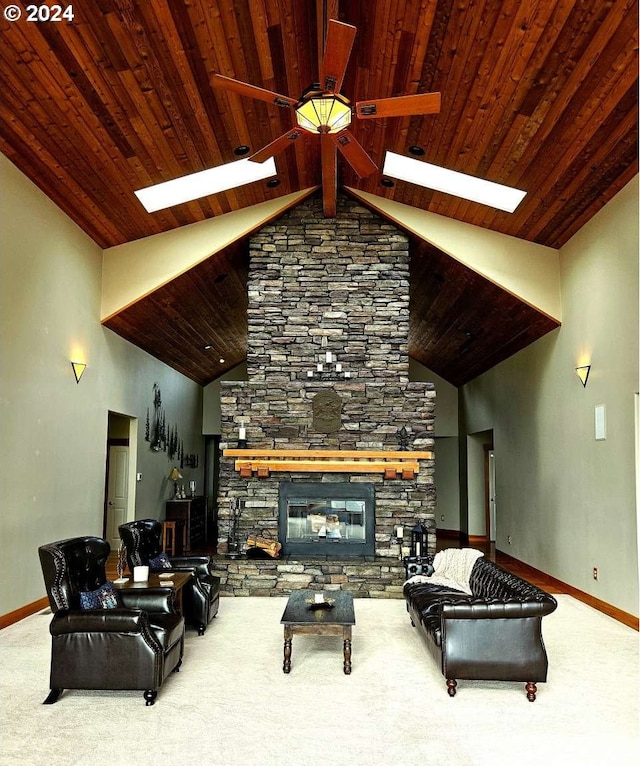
[211,19,441,217]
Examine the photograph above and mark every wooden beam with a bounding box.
[321,132,337,216]
[224,449,434,459]
[235,459,421,475]
[316,0,340,79]
[225,448,433,478]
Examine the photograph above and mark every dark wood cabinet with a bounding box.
[165,496,206,553]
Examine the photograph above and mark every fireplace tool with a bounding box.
[226,499,242,559]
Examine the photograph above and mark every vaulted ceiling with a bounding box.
[1,0,637,386]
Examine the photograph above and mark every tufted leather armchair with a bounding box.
[38,536,184,706]
[119,519,220,635]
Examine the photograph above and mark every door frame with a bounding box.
[103,412,138,539]
[484,446,496,542]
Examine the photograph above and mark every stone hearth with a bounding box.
[211,555,407,598]
[216,194,436,594]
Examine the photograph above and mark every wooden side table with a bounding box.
[165,496,206,552]
[115,571,192,614]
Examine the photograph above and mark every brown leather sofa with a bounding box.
[119,519,220,635]
[39,536,184,705]
[403,555,558,700]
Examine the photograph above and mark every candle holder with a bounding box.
[410,521,429,558]
[116,542,127,579]
[237,420,247,449]
[394,526,404,560]
[305,352,354,381]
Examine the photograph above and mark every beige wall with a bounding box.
[409,359,458,437]
[348,188,562,321]
[202,362,248,435]
[467,430,493,537]
[409,360,460,532]
[0,156,205,616]
[101,190,315,320]
[461,176,639,617]
[433,437,461,532]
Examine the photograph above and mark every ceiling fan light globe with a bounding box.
[295,95,352,134]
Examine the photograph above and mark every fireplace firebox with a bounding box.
[279,482,375,557]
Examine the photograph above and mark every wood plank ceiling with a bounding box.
[1,0,637,386]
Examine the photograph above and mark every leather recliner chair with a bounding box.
[38,536,184,706]
[119,519,220,635]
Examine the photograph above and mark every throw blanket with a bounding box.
[405,548,484,595]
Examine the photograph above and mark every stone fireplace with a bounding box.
[215,194,436,594]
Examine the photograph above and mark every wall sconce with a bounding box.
[575,365,591,387]
[71,361,87,383]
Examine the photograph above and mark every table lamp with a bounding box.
[168,466,183,498]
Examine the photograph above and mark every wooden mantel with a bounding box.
[223,449,434,479]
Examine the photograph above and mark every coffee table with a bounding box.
[280,590,355,675]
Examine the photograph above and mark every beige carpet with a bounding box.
[0,595,638,766]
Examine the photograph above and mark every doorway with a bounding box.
[466,430,494,541]
[204,435,220,550]
[484,446,496,542]
[103,412,137,549]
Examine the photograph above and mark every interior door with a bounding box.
[106,445,129,549]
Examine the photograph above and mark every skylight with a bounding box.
[135,157,277,213]
[382,152,526,213]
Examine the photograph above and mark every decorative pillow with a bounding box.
[149,552,172,569]
[404,556,435,578]
[79,582,121,610]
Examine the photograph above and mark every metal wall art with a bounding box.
[145,383,167,451]
[398,426,410,451]
[183,453,199,468]
[144,383,198,469]
[312,389,343,433]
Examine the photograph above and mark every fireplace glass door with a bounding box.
[279,482,375,556]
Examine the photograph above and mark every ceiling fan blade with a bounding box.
[211,74,297,108]
[332,130,378,178]
[321,20,356,94]
[249,130,305,164]
[356,92,441,119]
[321,133,337,217]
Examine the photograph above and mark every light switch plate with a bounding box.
[595,404,606,441]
